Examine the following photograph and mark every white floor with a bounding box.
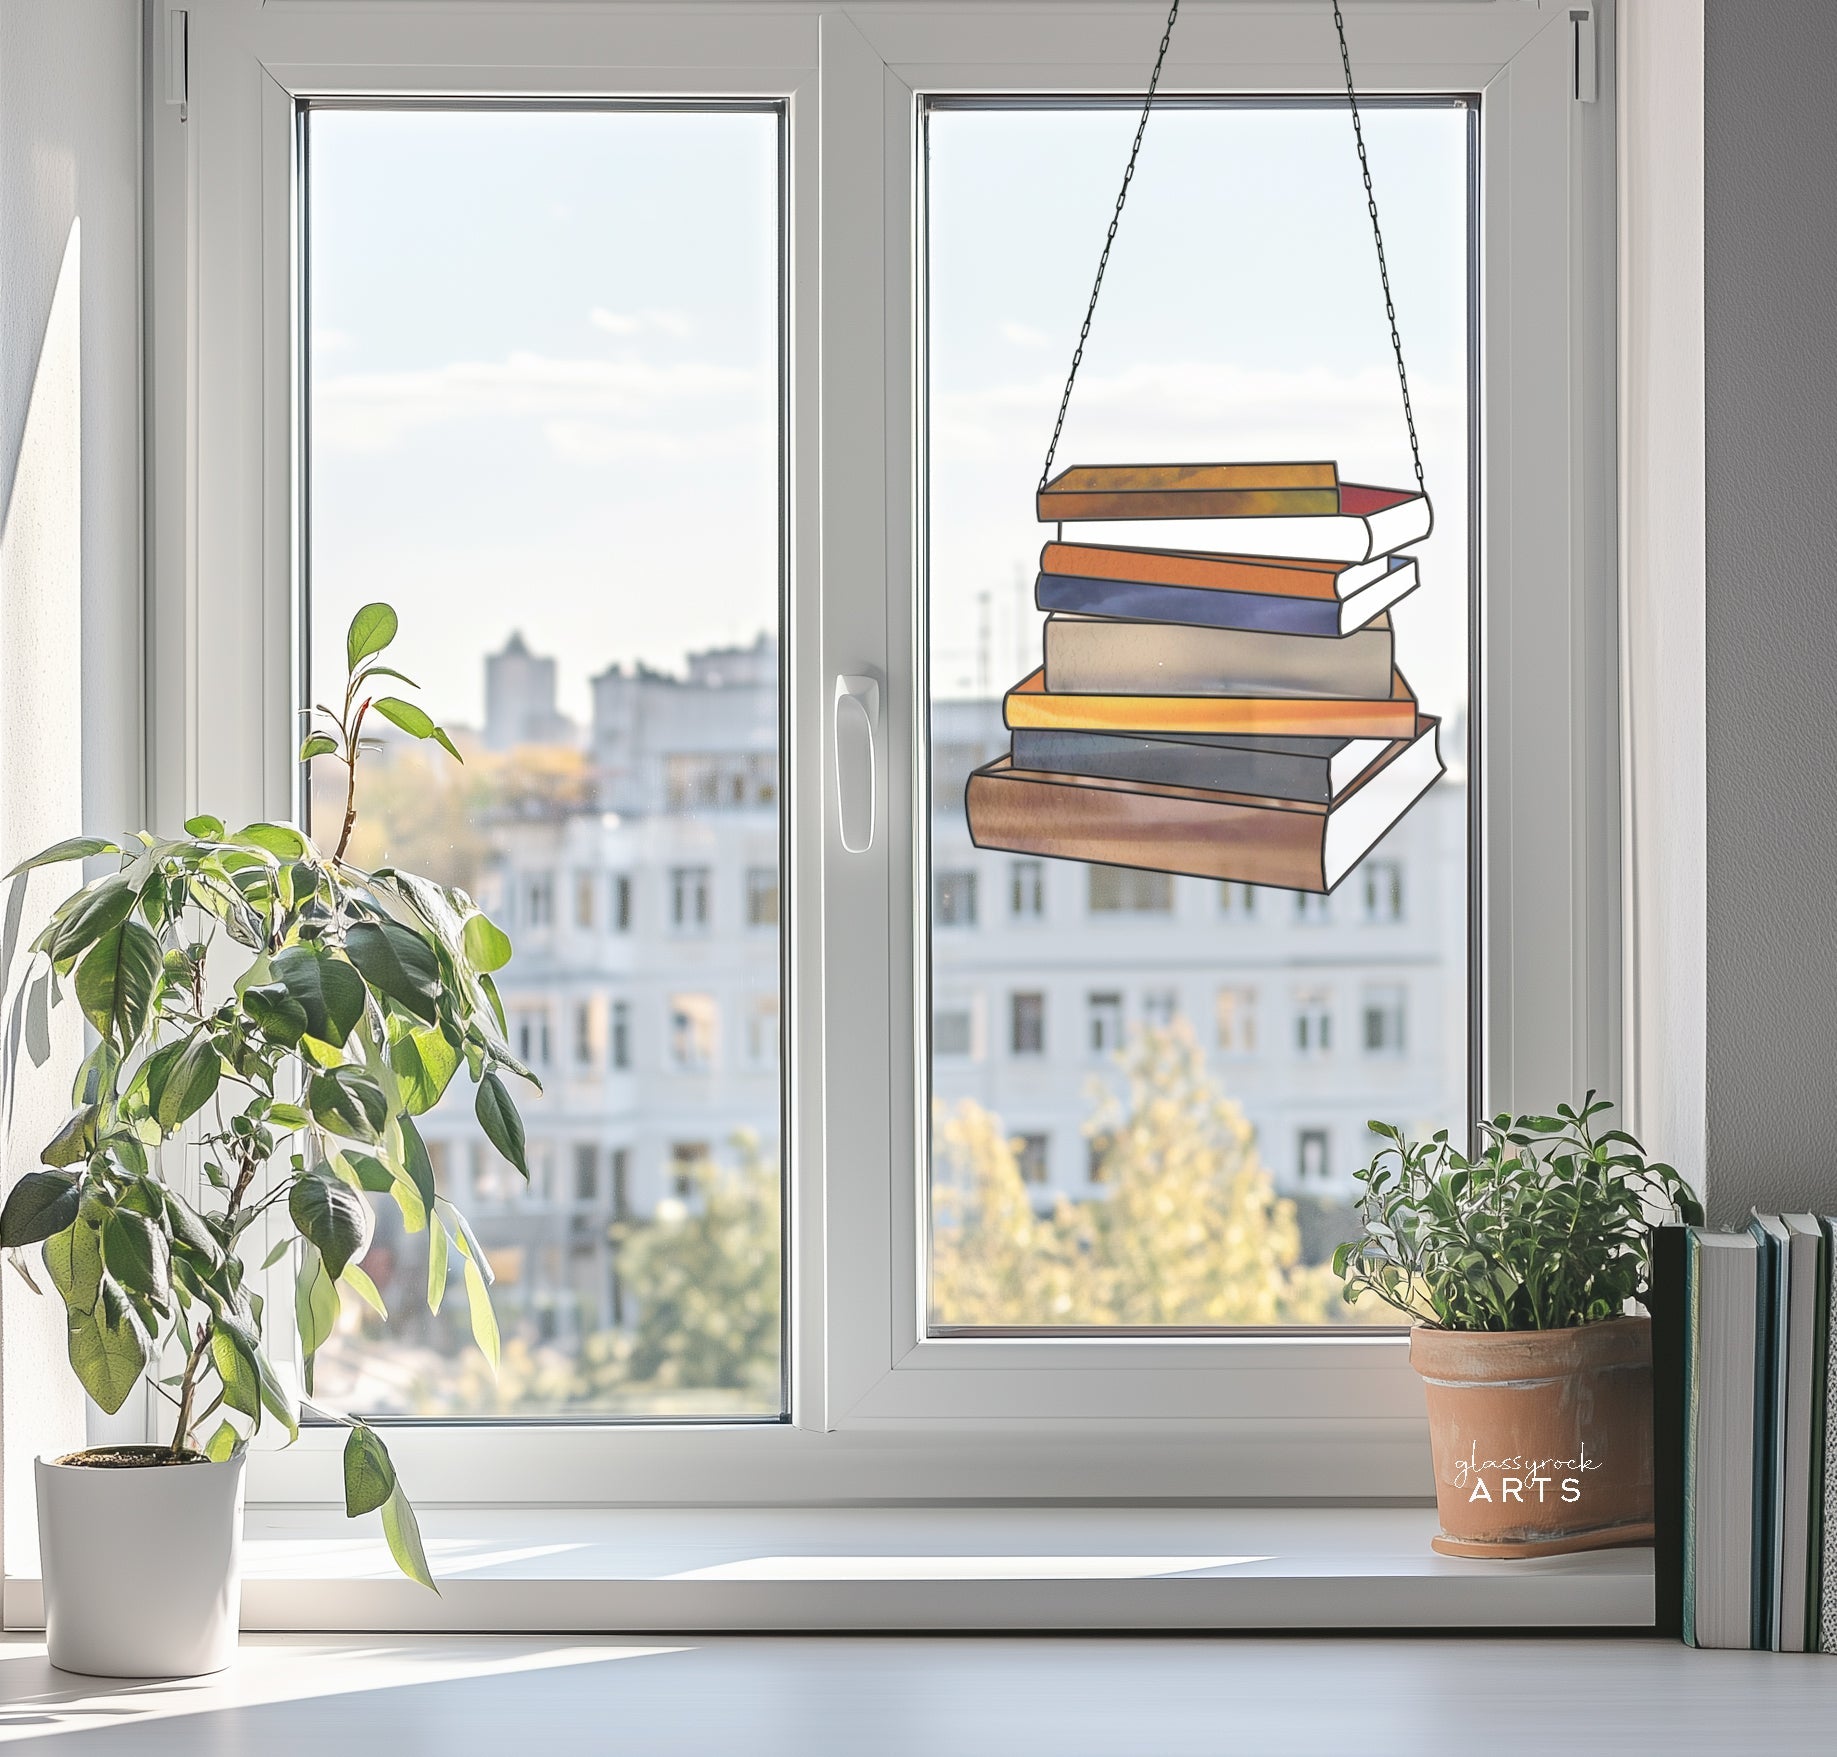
[0,1633,1829,1755]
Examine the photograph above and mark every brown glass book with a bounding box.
[1039,542,1396,604]
[1002,665,1420,741]
[966,719,1443,894]
[1037,462,1340,522]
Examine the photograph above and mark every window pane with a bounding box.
[925,100,1470,1329]
[305,105,783,1416]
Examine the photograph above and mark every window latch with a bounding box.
[833,674,879,855]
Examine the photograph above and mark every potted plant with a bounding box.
[1,604,534,1676]
[1332,1095,1701,1558]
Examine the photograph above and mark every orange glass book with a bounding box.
[1039,542,1392,603]
[1036,462,1341,522]
[1001,666,1420,741]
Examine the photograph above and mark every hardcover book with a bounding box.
[1041,611,1394,700]
[1778,1215,1827,1651]
[1002,665,1420,741]
[965,717,1442,895]
[1039,541,1399,603]
[1008,727,1390,806]
[1036,461,1340,522]
[1036,555,1419,639]
[1821,1216,1837,1656]
[1651,1223,1688,1642]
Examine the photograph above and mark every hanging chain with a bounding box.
[1332,0,1427,498]
[1037,0,1182,493]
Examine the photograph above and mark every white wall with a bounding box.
[0,0,143,1582]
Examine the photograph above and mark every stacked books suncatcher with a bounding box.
[1650,1215,1837,1652]
[965,461,1445,893]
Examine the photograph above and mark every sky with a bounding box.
[306,99,1469,729]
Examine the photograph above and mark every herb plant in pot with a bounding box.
[1,604,533,1676]
[1333,1097,1701,1559]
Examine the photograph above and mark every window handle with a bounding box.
[833,674,880,854]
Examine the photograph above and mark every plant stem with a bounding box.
[170,1321,213,1455]
[333,699,371,862]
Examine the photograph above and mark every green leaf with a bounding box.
[461,913,513,976]
[71,1038,121,1108]
[389,1024,459,1115]
[0,1171,80,1247]
[342,1151,397,1195]
[243,981,311,1048]
[343,1423,396,1517]
[289,1172,369,1280]
[256,1349,299,1441]
[344,920,441,1022]
[294,1246,340,1394]
[370,696,435,740]
[342,1260,387,1318]
[184,815,226,839]
[6,836,121,879]
[66,1280,149,1413]
[49,875,138,969]
[102,1209,169,1308]
[299,734,339,762]
[397,1116,439,1214]
[148,1031,222,1133]
[474,1071,528,1180]
[461,1253,499,1373]
[271,944,366,1048]
[38,1106,97,1169]
[74,919,162,1045]
[44,1209,105,1313]
[210,1326,262,1420]
[346,603,398,669]
[204,1419,241,1462]
[308,1066,389,1143]
[258,1235,293,1271]
[426,1215,449,1314]
[380,1481,437,1592]
[233,822,309,861]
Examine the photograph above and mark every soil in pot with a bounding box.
[54,1447,208,1468]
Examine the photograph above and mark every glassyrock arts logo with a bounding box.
[1448,1443,1605,1506]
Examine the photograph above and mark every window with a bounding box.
[670,1141,712,1199]
[1216,986,1259,1056]
[1010,992,1046,1057]
[1293,892,1331,926]
[526,873,555,928]
[1362,859,1405,924]
[1218,882,1257,920]
[1010,859,1045,919]
[1363,984,1408,1056]
[572,999,595,1066]
[1297,1129,1331,1185]
[1087,866,1174,915]
[609,873,632,933]
[669,994,719,1071]
[746,993,780,1067]
[933,999,978,1060]
[671,866,711,933]
[746,865,780,928]
[1015,1133,1050,1186]
[1087,992,1123,1057]
[610,998,631,1073]
[573,1144,599,1204]
[935,869,978,927]
[573,870,596,930]
[515,1008,552,1070]
[1294,989,1334,1058]
[1142,989,1179,1030]
[609,1148,631,1222]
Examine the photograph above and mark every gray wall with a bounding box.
[1705,0,1837,1219]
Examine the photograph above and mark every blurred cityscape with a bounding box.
[312,632,1466,1416]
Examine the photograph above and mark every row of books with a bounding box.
[964,461,1445,893]
[1651,1217,1837,1651]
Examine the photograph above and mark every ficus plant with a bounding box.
[0,603,535,1589]
[1331,1094,1703,1332]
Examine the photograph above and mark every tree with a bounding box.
[932,1022,1339,1327]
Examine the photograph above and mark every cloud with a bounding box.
[999,321,1051,348]
[589,306,693,340]
[313,351,765,453]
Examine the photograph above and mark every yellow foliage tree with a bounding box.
[931,1022,1339,1327]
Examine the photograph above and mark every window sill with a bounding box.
[5,1506,1652,1632]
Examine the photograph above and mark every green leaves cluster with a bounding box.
[0,604,532,1591]
[1330,1094,1704,1331]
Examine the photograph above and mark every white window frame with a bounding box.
[145,0,1619,1508]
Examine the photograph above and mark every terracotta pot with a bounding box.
[1409,1316,1653,1559]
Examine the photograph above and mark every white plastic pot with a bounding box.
[36,1448,246,1677]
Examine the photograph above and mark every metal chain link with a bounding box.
[1039,0,1429,504]
[1037,0,1182,493]
[1331,0,1427,498]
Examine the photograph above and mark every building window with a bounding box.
[572,1143,599,1204]
[1087,992,1123,1057]
[664,751,777,812]
[1010,859,1045,919]
[1010,991,1046,1057]
[1216,985,1259,1055]
[525,872,555,928]
[1297,1129,1331,1184]
[609,872,632,933]
[1362,858,1405,924]
[669,994,718,1071]
[746,993,780,1067]
[1293,892,1331,926]
[515,1008,552,1069]
[1088,866,1173,915]
[670,1140,711,1199]
[1015,1133,1050,1186]
[933,1001,978,1060]
[610,998,631,1072]
[1141,988,1179,1030]
[609,1147,631,1221]
[670,865,711,932]
[1362,983,1408,1056]
[935,868,978,927]
[573,870,596,929]
[1218,882,1257,919]
[746,865,780,928]
[573,999,595,1065]
[1294,989,1334,1057]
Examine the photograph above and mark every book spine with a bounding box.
[1038,486,1342,521]
[1682,1230,1701,1647]
[1821,1217,1837,1655]
[1041,618,1393,702]
[1008,729,1339,804]
[1041,543,1348,601]
[1037,573,1351,638]
[1650,1225,1688,1640]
